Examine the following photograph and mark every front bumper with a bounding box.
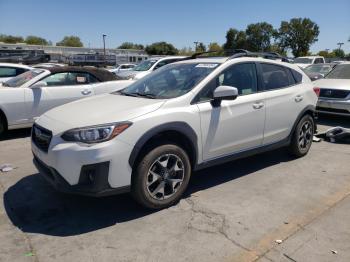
[317,98,350,116]
[33,155,130,196]
[31,128,134,196]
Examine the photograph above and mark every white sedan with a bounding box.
[0,63,32,83]
[0,67,133,136]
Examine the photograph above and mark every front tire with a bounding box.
[131,144,191,209]
[0,115,6,138]
[288,114,314,157]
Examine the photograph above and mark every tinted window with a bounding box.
[314,58,324,64]
[261,63,291,90]
[291,69,303,83]
[0,67,17,77]
[41,73,69,86]
[197,63,257,102]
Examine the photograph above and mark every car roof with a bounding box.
[297,56,323,58]
[149,56,187,61]
[45,66,118,82]
[0,62,32,69]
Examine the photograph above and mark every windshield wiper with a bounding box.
[120,92,157,99]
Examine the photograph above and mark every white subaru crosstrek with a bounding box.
[32,55,319,209]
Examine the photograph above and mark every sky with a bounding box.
[0,0,349,54]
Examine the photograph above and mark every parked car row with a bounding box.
[1,50,348,209]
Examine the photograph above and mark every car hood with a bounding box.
[37,93,166,134]
[313,78,350,90]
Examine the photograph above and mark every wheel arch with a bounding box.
[128,122,198,170]
[289,105,316,140]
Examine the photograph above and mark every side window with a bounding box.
[41,73,69,86]
[0,67,17,77]
[66,72,92,85]
[291,69,303,84]
[315,58,324,64]
[197,63,258,102]
[16,68,28,76]
[261,63,291,90]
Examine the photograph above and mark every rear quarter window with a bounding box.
[290,69,303,84]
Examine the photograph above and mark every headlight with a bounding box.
[61,122,132,144]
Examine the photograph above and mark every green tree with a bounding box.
[0,34,24,44]
[178,47,194,56]
[145,42,178,55]
[276,18,319,57]
[245,22,276,52]
[317,50,335,58]
[118,42,144,50]
[207,42,223,55]
[195,42,206,52]
[333,48,345,58]
[223,28,247,55]
[25,35,48,45]
[56,36,83,47]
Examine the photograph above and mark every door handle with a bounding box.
[81,90,92,95]
[295,95,303,102]
[252,102,264,109]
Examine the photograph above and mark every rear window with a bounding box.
[325,64,350,79]
[261,63,292,90]
[291,69,303,83]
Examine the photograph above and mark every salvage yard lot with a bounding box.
[0,116,349,262]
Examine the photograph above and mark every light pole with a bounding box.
[102,34,107,67]
[337,42,344,51]
[193,41,199,52]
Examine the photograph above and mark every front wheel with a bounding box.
[131,144,191,209]
[0,116,6,138]
[288,114,314,157]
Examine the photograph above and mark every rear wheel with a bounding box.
[288,114,314,157]
[131,144,191,209]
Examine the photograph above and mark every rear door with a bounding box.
[25,72,96,121]
[258,63,304,145]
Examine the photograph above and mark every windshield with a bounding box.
[294,58,313,64]
[304,65,333,74]
[119,62,220,99]
[133,60,158,71]
[325,64,350,79]
[3,69,44,87]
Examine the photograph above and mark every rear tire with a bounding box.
[288,114,314,157]
[131,144,191,209]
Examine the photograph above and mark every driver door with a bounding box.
[195,63,266,161]
[24,72,95,121]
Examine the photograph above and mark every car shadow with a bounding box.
[4,148,293,237]
[316,114,350,129]
[0,128,31,141]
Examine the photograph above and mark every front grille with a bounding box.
[32,124,52,152]
[319,89,350,99]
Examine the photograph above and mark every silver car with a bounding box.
[315,62,350,116]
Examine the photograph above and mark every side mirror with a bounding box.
[211,85,238,106]
[31,81,47,89]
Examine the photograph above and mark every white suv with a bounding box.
[32,55,319,209]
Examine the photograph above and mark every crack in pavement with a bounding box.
[185,198,251,252]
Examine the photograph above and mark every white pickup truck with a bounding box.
[294,56,325,68]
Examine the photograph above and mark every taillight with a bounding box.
[313,87,320,97]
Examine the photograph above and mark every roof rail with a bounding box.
[226,49,289,62]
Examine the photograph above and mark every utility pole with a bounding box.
[102,34,107,67]
[193,41,199,52]
[337,42,344,51]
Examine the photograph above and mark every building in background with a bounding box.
[0,43,148,65]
